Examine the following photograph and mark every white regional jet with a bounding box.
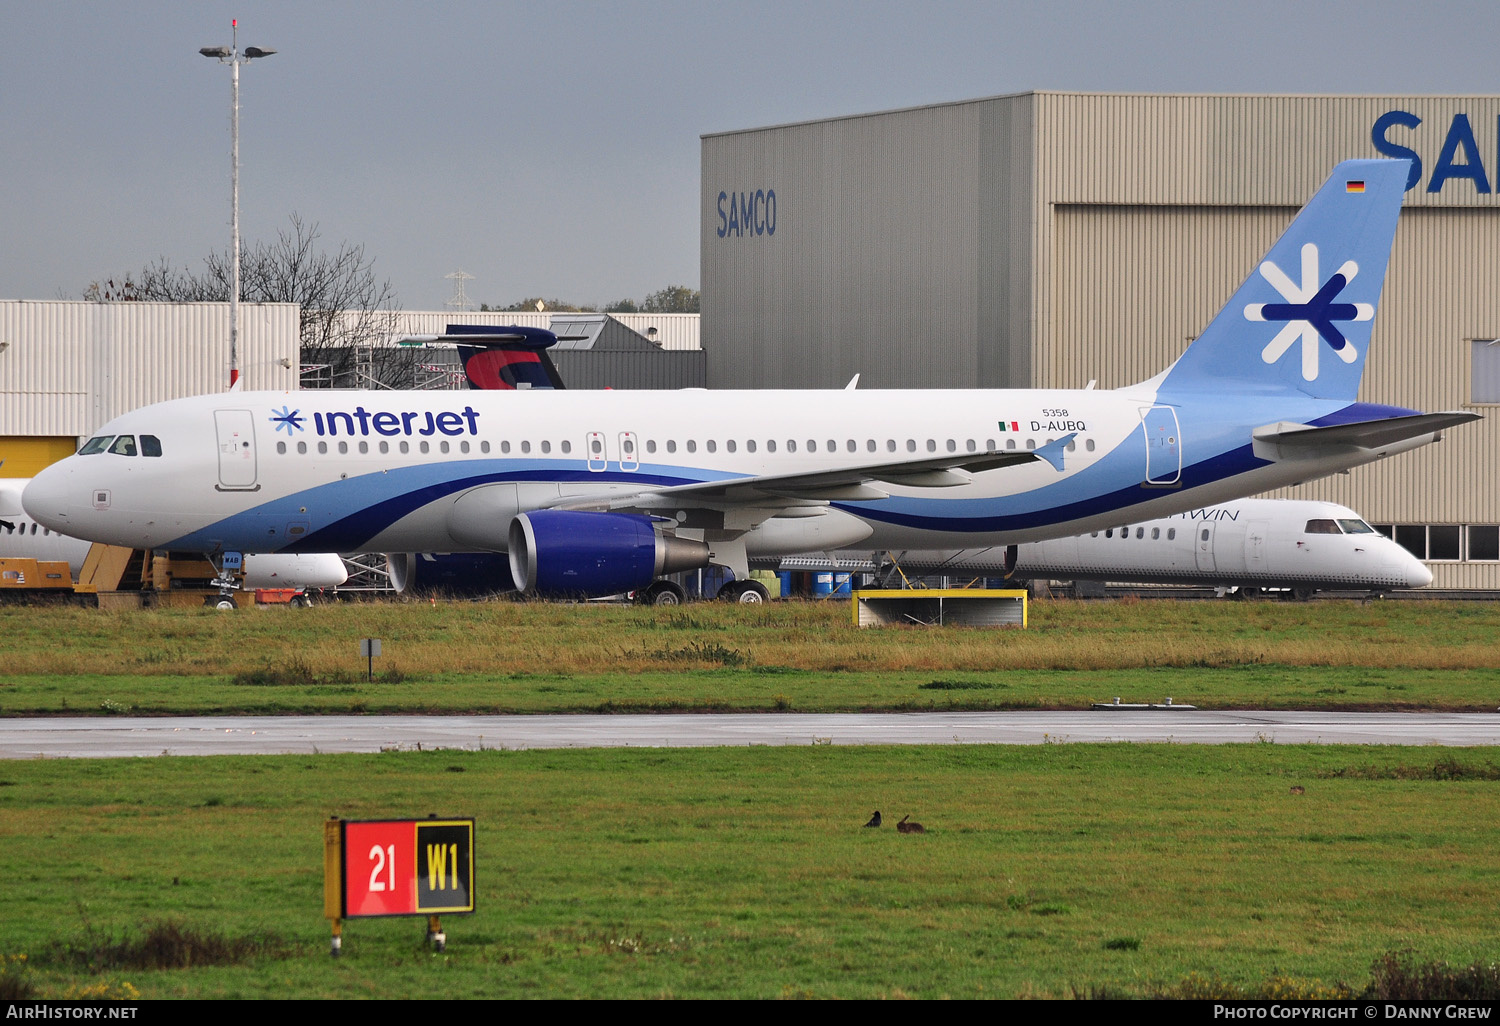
[840,498,1432,600]
[22,160,1479,602]
[1,478,347,596]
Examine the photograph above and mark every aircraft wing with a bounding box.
[1254,411,1480,451]
[553,434,1076,512]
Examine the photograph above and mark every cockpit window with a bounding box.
[78,436,113,455]
[1304,519,1342,535]
[141,435,163,457]
[1338,518,1375,534]
[107,435,138,456]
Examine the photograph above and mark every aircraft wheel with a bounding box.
[291,593,312,608]
[1289,586,1317,602]
[214,598,236,611]
[642,581,685,606]
[731,581,769,604]
[1236,586,1261,601]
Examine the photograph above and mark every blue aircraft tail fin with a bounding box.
[1154,159,1409,401]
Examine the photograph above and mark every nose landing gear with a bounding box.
[205,550,244,610]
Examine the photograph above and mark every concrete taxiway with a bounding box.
[0,710,1496,758]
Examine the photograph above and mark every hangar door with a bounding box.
[1047,205,1295,391]
[0,436,79,477]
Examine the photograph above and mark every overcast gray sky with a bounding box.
[3,0,1496,311]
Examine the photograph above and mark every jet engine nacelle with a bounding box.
[508,510,711,597]
[387,551,516,596]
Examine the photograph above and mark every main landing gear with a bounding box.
[717,580,769,604]
[636,581,686,606]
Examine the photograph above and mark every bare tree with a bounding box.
[88,215,407,388]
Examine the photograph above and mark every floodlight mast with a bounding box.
[200,20,276,390]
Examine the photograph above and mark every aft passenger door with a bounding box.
[1140,406,1181,486]
[215,409,258,491]
[1194,523,1216,572]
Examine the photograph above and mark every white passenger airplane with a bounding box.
[22,160,1479,602]
[822,498,1431,600]
[1,478,348,596]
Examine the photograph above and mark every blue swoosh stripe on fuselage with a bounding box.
[159,460,728,553]
[834,443,1264,534]
[834,402,1417,535]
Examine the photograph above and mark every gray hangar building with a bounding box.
[700,91,1500,589]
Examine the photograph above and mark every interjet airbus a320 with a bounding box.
[23,160,1478,602]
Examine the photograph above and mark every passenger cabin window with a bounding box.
[107,435,137,456]
[1304,519,1342,535]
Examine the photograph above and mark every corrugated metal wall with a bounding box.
[704,98,1013,389]
[0,301,299,438]
[551,351,707,390]
[610,313,700,351]
[1051,205,1296,390]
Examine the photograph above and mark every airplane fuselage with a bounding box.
[860,498,1432,592]
[21,385,1427,561]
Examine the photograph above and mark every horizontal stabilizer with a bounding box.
[1255,411,1480,450]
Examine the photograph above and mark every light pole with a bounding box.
[201,20,275,390]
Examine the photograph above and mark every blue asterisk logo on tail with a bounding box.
[269,407,305,434]
[1244,242,1373,381]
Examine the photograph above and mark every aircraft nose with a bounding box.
[21,462,78,532]
[1407,558,1434,589]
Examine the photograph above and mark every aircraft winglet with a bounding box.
[1034,432,1077,472]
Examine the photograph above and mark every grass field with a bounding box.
[2,743,1499,999]
[2,597,1498,715]
[2,597,1498,999]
